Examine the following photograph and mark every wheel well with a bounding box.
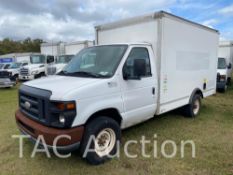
[189,88,203,103]
[195,89,203,98]
[86,108,122,126]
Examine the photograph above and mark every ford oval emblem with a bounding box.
[25,101,31,109]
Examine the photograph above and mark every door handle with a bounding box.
[152,87,155,95]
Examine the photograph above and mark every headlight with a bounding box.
[59,114,65,124]
[50,101,76,128]
[31,70,38,75]
[220,75,226,82]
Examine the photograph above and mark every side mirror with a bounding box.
[228,63,232,69]
[123,59,146,80]
[47,56,54,64]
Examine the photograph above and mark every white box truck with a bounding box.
[65,41,94,55]
[19,54,55,80]
[15,11,219,165]
[218,41,233,85]
[47,54,74,75]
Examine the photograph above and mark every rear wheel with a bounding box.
[80,117,121,165]
[184,94,202,118]
[218,84,227,93]
[227,77,231,86]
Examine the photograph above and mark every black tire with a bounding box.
[227,78,231,86]
[35,72,45,79]
[13,74,18,84]
[184,94,202,118]
[80,117,121,165]
[218,84,227,93]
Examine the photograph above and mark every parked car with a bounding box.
[47,55,74,75]
[217,57,228,92]
[15,11,219,165]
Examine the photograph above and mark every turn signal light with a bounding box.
[66,103,75,110]
[55,102,76,110]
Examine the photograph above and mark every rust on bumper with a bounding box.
[15,109,84,147]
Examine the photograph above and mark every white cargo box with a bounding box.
[218,41,233,65]
[95,11,219,114]
[65,41,94,55]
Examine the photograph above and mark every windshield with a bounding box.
[61,45,128,78]
[30,55,45,64]
[0,64,4,69]
[9,62,22,69]
[218,58,227,69]
[57,55,74,64]
[4,64,11,69]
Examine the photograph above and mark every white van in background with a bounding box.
[218,41,233,85]
[15,11,219,165]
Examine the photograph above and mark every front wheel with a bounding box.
[80,117,121,165]
[184,94,202,118]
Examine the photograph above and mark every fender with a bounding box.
[189,88,203,104]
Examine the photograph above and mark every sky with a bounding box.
[0,0,232,42]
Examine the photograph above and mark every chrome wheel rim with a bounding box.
[193,99,200,115]
[94,128,116,157]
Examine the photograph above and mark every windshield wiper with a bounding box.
[69,71,108,78]
[59,71,109,78]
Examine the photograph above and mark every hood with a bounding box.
[22,64,44,70]
[217,69,227,75]
[53,63,66,70]
[24,75,99,100]
[6,68,19,73]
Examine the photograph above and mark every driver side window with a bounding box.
[124,47,151,78]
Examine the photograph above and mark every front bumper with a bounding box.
[0,78,15,88]
[217,81,226,89]
[15,109,84,151]
[19,75,34,80]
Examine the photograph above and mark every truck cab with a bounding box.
[47,54,74,75]
[217,57,228,92]
[19,54,54,80]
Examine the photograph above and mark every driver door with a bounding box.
[120,46,157,128]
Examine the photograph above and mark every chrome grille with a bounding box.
[19,85,52,125]
[19,92,41,120]
[47,67,56,75]
[20,68,29,75]
[0,71,10,78]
